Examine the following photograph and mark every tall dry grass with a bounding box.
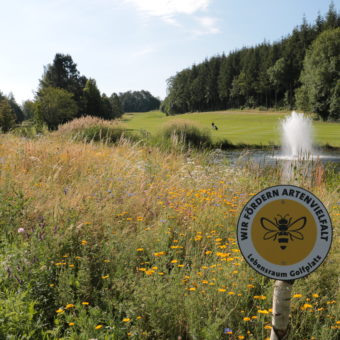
[0,132,338,339]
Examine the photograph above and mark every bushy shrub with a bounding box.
[75,125,133,143]
[11,124,48,138]
[57,116,116,134]
[57,116,139,144]
[159,120,212,149]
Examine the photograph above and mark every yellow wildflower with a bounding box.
[153,251,166,257]
[293,294,302,298]
[254,295,267,300]
[301,303,313,310]
[95,324,103,330]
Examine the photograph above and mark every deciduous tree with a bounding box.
[39,53,87,116]
[35,87,78,130]
[297,27,340,120]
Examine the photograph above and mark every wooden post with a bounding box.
[270,280,294,340]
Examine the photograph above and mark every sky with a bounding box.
[0,0,338,104]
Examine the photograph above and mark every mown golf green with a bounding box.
[121,110,340,147]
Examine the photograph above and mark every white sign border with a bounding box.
[237,185,333,280]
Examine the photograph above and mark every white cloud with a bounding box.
[124,0,211,17]
[124,0,219,35]
[194,16,220,35]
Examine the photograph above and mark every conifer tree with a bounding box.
[0,99,16,132]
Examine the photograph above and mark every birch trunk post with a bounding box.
[270,280,294,340]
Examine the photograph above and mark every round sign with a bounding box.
[237,185,332,280]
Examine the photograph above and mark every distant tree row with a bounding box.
[119,90,160,112]
[0,92,25,132]
[28,53,124,129]
[0,53,162,132]
[161,4,340,120]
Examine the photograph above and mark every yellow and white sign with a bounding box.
[237,185,332,280]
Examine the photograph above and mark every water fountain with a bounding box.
[280,111,314,159]
[276,111,340,183]
[222,111,339,170]
[276,111,339,163]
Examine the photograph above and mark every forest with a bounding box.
[0,56,160,131]
[161,4,340,121]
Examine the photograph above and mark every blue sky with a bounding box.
[0,0,338,103]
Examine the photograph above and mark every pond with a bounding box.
[217,149,340,172]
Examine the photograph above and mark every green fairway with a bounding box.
[120,110,340,147]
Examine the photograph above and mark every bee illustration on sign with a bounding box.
[260,214,307,250]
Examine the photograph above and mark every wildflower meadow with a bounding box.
[0,123,339,339]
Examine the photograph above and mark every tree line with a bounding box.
[0,92,26,132]
[0,55,160,131]
[161,4,340,121]
[119,90,160,113]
